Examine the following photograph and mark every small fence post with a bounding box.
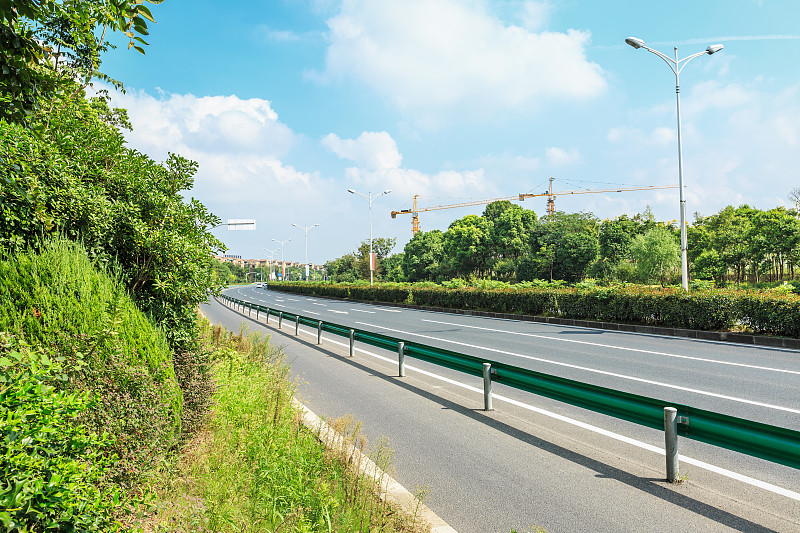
[483,363,493,411]
[278,312,283,329]
[295,315,300,336]
[349,329,355,357]
[664,407,679,482]
[255,307,258,320]
[317,321,323,344]
[398,342,406,377]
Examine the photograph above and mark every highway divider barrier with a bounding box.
[219,294,800,481]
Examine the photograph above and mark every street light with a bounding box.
[271,238,292,281]
[264,248,277,281]
[348,188,392,285]
[292,223,320,281]
[625,37,723,291]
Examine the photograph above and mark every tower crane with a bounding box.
[391,178,680,235]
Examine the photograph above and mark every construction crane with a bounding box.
[391,194,520,234]
[520,177,679,216]
[391,178,680,234]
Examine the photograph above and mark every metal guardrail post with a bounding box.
[483,363,493,411]
[664,407,679,482]
[266,308,270,324]
[317,321,323,344]
[278,312,283,329]
[255,307,258,320]
[398,342,406,377]
[295,315,300,335]
[349,329,355,357]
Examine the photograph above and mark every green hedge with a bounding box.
[266,282,800,338]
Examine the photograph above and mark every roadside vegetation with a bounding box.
[326,201,800,290]
[134,321,430,532]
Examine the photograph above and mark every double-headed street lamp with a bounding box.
[625,37,723,291]
[292,223,320,281]
[271,238,292,281]
[348,188,391,286]
[264,248,277,281]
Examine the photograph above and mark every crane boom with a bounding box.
[391,179,680,234]
[519,178,679,215]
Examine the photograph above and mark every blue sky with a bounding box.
[100,0,800,265]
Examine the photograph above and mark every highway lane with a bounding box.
[228,286,800,420]
[224,285,800,494]
[204,292,800,532]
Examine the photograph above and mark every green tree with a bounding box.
[356,237,396,280]
[442,214,493,278]
[629,226,680,285]
[0,96,224,349]
[402,229,445,282]
[530,212,598,282]
[1,0,163,125]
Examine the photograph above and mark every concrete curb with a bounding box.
[264,288,800,350]
[292,399,458,533]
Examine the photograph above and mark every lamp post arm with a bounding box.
[640,45,678,75]
[676,50,712,75]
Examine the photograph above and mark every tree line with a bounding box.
[325,199,800,287]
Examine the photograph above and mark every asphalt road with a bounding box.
[201,286,800,532]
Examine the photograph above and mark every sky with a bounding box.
[98,0,800,265]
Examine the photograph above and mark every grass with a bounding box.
[131,320,431,532]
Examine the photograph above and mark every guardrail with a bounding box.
[220,294,800,480]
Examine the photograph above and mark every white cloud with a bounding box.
[314,0,606,124]
[321,131,402,169]
[545,146,580,166]
[518,1,552,31]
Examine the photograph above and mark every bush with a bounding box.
[266,280,800,338]
[0,334,124,532]
[0,239,182,486]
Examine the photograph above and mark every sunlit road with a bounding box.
[201,286,800,532]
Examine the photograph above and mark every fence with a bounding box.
[220,294,800,480]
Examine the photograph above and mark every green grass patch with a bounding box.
[134,321,431,532]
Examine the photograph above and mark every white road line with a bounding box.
[356,321,800,415]
[288,298,299,301]
[330,310,348,314]
[281,321,800,502]
[421,319,800,376]
[351,309,377,314]
[302,310,321,316]
[313,303,327,306]
[375,308,402,313]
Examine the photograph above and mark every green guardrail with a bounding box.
[220,294,800,471]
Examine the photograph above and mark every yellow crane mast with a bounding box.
[391,179,680,234]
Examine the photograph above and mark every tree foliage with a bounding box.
[1,0,164,125]
[0,94,224,349]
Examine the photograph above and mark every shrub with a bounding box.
[0,334,124,532]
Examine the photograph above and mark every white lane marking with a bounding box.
[313,303,327,306]
[330,310,348,314]
[280,320,800,503]
[375,308,402,313]
[351,309,377,314]
[288,298,299,301]
[302,310,321,316]
[422,319,800,376]
[356,322,800,415]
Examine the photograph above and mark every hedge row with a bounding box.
[265,282,800,339]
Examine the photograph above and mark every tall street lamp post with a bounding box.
[271,238,292,281]
[625,37,723,291]
[348,188,391,286]
[264,248,277,281]
[292,223,320,281]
